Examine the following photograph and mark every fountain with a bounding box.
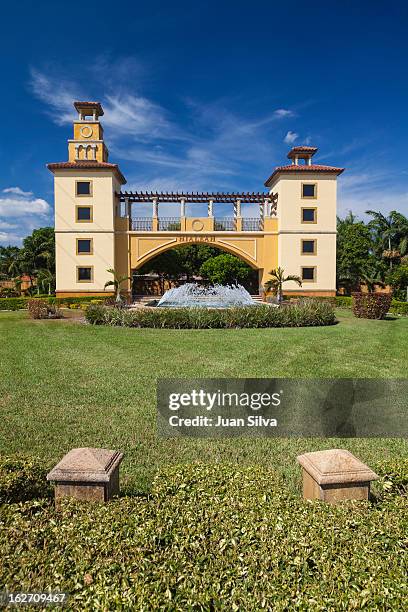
[156,283,257,308]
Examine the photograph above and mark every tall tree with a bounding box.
[200,253,252,286]
[336,216,373,293]
[365,210,408,268]
[0,246,21,278]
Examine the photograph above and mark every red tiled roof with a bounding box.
[264,164,344,186]
[287,145,318,159]
[47,161,126,184]
[74,101,104,116]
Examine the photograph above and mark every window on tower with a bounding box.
[76,206,93,222]
[77,266,93,282]
[76,180,92,196]
[301,239,317,255]
[301,267,316,282]
[301,208,317,223]
[302,183,317,198]
[76,239,93,254]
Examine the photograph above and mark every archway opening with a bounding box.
[133,243,259,297]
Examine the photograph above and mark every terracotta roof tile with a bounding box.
[264,164,344,186]
[47,161,126,184]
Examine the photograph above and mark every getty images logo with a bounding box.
[168,389,282,411]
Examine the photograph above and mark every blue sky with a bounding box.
[1,0,408,244]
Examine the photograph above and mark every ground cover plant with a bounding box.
[85,300,337,328]
[1,462,407,610]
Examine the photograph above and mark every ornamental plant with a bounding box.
[352,292,392,319]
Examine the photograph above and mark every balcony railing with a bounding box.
[214,217,235,231]
[158,217,181,231]
[242,218,262,231]
[131,217,153,231]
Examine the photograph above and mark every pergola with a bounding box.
[118,191,278,219]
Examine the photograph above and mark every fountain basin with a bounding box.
[156,283,257,308]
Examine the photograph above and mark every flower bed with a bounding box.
[85,300,337,329]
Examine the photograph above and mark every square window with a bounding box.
[76,206,93,222]
[77,239,92,254]
[302,267,316,281]
[76,181,92,196]
[302,239,316,254]
[302,208,316,223]
[302,183,316,198]
[77,267,93,282]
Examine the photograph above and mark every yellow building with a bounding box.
[48,101,344,298]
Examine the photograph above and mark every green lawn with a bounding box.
[0,309,407,492]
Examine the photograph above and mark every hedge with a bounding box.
[85,300,337,328]
[0,461,407,609]
[0,296,108,311]
[0,455,51,503]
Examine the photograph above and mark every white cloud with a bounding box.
[284,131,298,144]
[0,187,52,245]
[274,109,294,118]
[3,187,33,197]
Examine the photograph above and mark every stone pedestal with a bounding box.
[297,449,378,504]
[47,447,124,509]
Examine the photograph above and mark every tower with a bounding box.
[264,146,344,296]
[48,101,128,297]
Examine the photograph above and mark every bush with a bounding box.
[352,292,393,319]
[0,297,28,310]
[375,458,408,496]
[85,300,336,329]
[27,299,62,319]
[335,295,352,308]
[0,295,113,311]
[0,462,407,609]
[0,455,51,503]
[389,299,408,316]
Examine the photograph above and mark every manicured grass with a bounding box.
[0,310,407,492]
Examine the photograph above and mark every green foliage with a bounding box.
[386,264,408,300]
[85,300,336,328]
[0,455,51,503]
[335,296,352,308]
[200,253,252,285]
[336,218,373,292]
[389,299,408,315]
[264,267,302,302]
[352,292,393,319]
[0,296,109,310]
[375,458,408,496]
[0,462,407,609]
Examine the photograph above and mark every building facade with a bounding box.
[48,101,344,298]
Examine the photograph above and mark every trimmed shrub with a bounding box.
[352,292,393,319]
[0,462,407,609]
[0,455,51,503]
[27,299,62,319]
[85,300,336,329]
[335,295,352,308]
[0,297,28,310]
[389,299,408,316]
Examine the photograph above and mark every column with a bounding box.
[264,198,270,217]
[208,199,214,217]
[235,199,242,231]
[259,202,264,230]
[75,144,80,160]
[152,198,158,231]
[180,198,186,231]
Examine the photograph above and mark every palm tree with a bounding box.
[0,246,21,278]
[37,269,55,295]
[104,268,130,303]
[264,267,302,304]
[366,210,408,268]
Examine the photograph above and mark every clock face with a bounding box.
[80,125,93,138]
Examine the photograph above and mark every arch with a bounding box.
[133,236,260,270]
